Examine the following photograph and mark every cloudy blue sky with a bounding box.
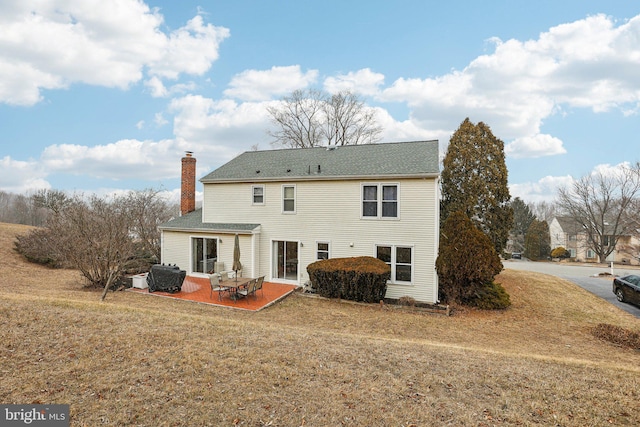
[1,0,639,204]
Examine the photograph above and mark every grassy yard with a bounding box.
[1,222,639,426]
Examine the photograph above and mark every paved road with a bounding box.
[504,259,640,318]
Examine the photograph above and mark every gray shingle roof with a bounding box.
[201,140,439,183]
[159,208,260,233]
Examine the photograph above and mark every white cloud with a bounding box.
[154,113,168,127]
[145,76,198,98]
[145,76,168,98]
[591,161,635,180]
[40,139,183,181]
[223,66,318,101]
[169,94,276,159]
[379,13,640,157]
[0,156,51,193]
[147,15,229,79]
[510,161,639,203]
[374,108,447,144]
[0,1,229,105]
[510,175,574,203]
[505,134,566,159]
[323,68,385,96]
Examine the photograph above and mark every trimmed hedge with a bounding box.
[550,246,570,259]
[307,256,390,303]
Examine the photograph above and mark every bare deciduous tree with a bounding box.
[0,190,49,226]
[556,163,640,263]
[121,188,178,263]
[16,189,176,301]
[323,91,382,146]
[267,89,383,148]
[528,200,559,223]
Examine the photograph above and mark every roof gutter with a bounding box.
[158,226,261,234]
[200,172,439,184]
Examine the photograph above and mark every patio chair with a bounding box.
[237,278,257,301]
[253,276,265,298]
[219,271,229,282]
[209,274,229,301]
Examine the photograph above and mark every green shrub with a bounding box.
[307,256,390,303]
[436,211,503,304]
[468,281,511,310]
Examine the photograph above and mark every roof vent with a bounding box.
[256,170,260,174]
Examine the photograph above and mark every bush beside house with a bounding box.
[436,211,509,309]
[307,256,390,303]
[551,246,571,260]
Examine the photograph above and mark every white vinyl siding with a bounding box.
[161,230,256,277]
[199,177,439,303]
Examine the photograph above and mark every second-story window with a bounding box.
[252,185,264,205]
[362,185,378,217]
[362,184,398,218]
[283,185,296,213]
[382,185,398,217]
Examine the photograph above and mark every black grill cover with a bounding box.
[147,264,186,293]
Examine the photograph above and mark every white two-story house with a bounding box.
[159,140,441,303]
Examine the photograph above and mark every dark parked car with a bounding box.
[511,252,522,260]
[612,274,640,306]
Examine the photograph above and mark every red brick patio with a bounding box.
[128,275,298,311]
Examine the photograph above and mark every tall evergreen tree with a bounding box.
[436,211,503,304]
[440,118,513,253]
[510,197,536,252]
[524,219,551,261]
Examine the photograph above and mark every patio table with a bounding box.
[220,277,253,301]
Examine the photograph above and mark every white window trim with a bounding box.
[269,238,301,284]
[189,235,221,276]
[282,184,296,214]
[361,183,400,220]
[316,240,331,260]
[252,185,265,205]
[375,243,414,285]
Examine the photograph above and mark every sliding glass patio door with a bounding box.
[273,240,298,281]
[192,237,218,273]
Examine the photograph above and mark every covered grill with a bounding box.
[146,264,186,293]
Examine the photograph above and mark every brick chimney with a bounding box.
[181,151,196,216]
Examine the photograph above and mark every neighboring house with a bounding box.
[159,141,441,303]
[549,216,639,265]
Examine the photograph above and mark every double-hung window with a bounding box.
[316,242,330,260]
[283,185,296,213]
[376,244,413,284]
[362,184,398,219]
[252,185,264,205]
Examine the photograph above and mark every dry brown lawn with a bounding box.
[1,222,639,426]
